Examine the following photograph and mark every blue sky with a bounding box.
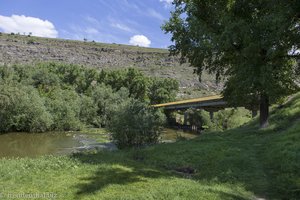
[0,0,174,48]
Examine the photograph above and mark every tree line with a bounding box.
[0,63,178,134]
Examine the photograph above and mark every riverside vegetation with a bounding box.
[0,63,251,147]
[0,63,178,133]
[0,92,299,199]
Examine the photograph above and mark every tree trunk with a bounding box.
[259,94,269,128]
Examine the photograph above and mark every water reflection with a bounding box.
[0,132,80,158]
[0,129,199,158]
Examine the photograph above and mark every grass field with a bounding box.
[0,93,299,200]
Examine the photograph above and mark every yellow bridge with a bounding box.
[153,94,258,120]
[153,95,226,112]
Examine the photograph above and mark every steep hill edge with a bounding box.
[0,33,222,98]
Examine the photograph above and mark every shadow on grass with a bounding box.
[71,149,258,200]
[72,151,169,197]
[76,166,162,195]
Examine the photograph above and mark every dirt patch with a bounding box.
[175,166,197,175]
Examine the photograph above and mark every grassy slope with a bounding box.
[0,93,299,200]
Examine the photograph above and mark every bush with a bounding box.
[45,88,82,131]
[186,108,212,129]
[90,84,130,127]
[79,95,97,126]
[27,39,35,44]
[181,108,251,132]
[148,78,179,104]
[108,99,166,149]
[0,84,53,132]
[31,66,60,91]
[212,108,251,131]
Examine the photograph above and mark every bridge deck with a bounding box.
[153,95,223,109]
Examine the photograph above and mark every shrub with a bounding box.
[0,84,53,132]
[186,108,212,129]
[27,39,35,44]
[45,88,82,131]
[79,95,97,126]
[90,84,130,127]
[31,66,60,92]
[148,78,179,104]
[213,108,251,131]
[182,108,251,132]
[108,99,166,149]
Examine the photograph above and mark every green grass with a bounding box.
[0,93,299,200]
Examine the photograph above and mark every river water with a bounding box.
[0,129,198,158]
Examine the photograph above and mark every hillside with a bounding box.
[0,33,222,98]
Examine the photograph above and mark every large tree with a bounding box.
[163,0,300,128]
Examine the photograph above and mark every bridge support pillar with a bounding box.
[209,111,214,121]
[184,112,188,125]
[252,110,258,118]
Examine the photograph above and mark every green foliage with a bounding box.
[31,66,60,92]
[108,99,166,149]
[148,77,179,104]
[90,84,130,127]
[212,108,252,131]
[98,68,179,103]
[0,63,177,132]
[0,83,52,132]
[44,63,98,93]
[45,88,82,131]
[27,38,35,44]
[163,0,300,125]
[79,95,98,126]
[185,108,212,129]
[104,68,148,100]
[183,108,251,131]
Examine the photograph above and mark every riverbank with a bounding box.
[0,93,299,199]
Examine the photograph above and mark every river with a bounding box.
[0,128,198,158]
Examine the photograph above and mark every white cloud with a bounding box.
[85,27,99,35]
[0,15,58,38]
[159,0,173,8]
[160,0,172,4]
[84,16,100,26]
[64,24,118,43]
[147,9,165,21]
[111,22,133,33]
[159,0,173,7]
[129,35,151,47]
